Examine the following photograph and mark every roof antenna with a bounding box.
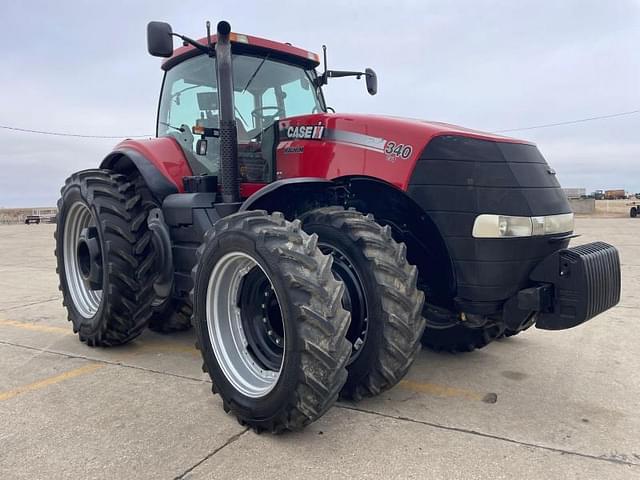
[321,45,328,85]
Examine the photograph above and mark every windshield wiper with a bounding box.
[242,54,270,93]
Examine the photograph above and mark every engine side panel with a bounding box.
[277,114,421,188]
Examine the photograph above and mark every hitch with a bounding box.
[517,285,553,312]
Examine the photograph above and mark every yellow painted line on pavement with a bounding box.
[399,379,485,401]
[0,363,103,402]
[0,318,199,356]
[0,318,71,335]
[0,317,489,402]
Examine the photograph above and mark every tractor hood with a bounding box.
[281,112,530,149]
[278,112,531,190]
[351,113,527,143]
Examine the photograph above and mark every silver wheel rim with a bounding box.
[63,202,102,318]
[206,252,284,398]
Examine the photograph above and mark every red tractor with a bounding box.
[55,21,621,432]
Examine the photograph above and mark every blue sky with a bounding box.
[0,0,638,206]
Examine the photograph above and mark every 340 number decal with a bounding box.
[384,141,413,159]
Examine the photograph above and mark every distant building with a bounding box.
[563,188,586,199]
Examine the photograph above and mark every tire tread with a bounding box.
[55,169,157,346]
[302,207,426,400]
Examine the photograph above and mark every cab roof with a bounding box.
[162,32,321,71]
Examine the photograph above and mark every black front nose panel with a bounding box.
[408,135,573,307]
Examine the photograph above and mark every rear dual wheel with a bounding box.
[55,169,157,346]
[56,169,187,343]
[191,211,351,432]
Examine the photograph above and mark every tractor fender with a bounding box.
[239,177,335,213]
[100,138,192,201]
[239,175,456,306]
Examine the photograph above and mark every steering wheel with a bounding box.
[251,106,285,126]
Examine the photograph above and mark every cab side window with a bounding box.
[262,88,278,110]
[158,56,220,176]
[282,77,318,117]
[234,90,255,133]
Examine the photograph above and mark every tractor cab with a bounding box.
[156,35,326,184]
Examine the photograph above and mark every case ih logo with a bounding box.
[286,125,325,140]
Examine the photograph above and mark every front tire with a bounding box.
[55,169,157,346]
[191,211,351,433]
[301,207,426,400]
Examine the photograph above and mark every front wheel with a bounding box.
[301,207,426,400]
[191,211,351,433]
[631,207,637,218]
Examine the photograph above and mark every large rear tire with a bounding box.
[301,207,425,400]
[191,211,351,433]
[55,169,157,346]
[420,304,504,353]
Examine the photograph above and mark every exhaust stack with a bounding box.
[215,21,240,205]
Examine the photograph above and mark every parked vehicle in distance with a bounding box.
[605,189,626,200]
[23,208,57,225]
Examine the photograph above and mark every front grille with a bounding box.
[408,135,572,304]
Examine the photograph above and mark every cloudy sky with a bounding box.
[0,0,638,207]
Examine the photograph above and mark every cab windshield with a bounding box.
[158,54,324,179]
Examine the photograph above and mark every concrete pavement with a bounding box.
[0,219,638,479]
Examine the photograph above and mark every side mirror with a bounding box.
[147,21,174,58]
[365,68,377,95]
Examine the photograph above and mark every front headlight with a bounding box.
[472,213,574,238]
[538,213,574,235]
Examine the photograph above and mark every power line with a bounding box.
[0,125,152,139]
[493,109,640,133]
[1,108,639,139]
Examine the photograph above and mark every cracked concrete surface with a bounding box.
[0,219,638,479]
